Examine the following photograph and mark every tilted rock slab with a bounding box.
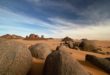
[86,54,110,73]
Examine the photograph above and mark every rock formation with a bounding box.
[25,34,40,40]
[43,50,89,75]
[0,34,23,39]
[24,34,47,40]
[0,39,32,75]
[79,39,98,52]
[86,54,110,73]
[62,36,74,42]
[29,43,52,59]
[61,37,80,50]
[105,57,110,61]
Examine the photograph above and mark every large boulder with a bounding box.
[29,43,52,59]
[86,54,110,73]
[43,50,89,75]
[79,39,98,52]
[0,39,32,75]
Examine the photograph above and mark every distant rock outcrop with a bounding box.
[25,34,40,40]
[86,54,110,73]
[0,39,32,75]
[29,43,52,59]
[0,34,23,39]
[24,34,47,40]
[43,50,89,75]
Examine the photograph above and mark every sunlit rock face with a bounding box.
[43,50,89,75]
[29,43,52,60]
[0,39,32,75]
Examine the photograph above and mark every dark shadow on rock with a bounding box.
[86,54,110,73]
[43,50,89,75]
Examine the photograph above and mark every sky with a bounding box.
[0,0,110,40]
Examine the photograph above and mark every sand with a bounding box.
[14,39,110,75]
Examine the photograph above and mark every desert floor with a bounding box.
[14,39,110,75]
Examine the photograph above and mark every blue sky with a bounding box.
[0,0,110,39]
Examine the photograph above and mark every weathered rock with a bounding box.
[56,44,67,51]
[61,37,80,50]
[79,39,98,52]
[105,57,110,61]
[29,43,52,59]
[106,52,110,55]
[43,50,89,75]
[67,41,74,48]
[0,39,32,75]
[62,36,74,42]
[86,54,110,73]
[96,51,106,55]
[60,41,74,49]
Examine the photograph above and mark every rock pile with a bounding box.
[61,37,80,50]
[61,37,103,54]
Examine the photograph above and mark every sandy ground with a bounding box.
[14,39,110,75]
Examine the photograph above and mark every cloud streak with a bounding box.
[0,0,110,39]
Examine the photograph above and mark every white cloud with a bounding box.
[0,8,61,35]
[49,18,110,40]
[0,5,110,40]
[0,8,59,29]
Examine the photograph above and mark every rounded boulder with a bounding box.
[0,39,32,75]
[43,50,89,75]
[29,43,52,59]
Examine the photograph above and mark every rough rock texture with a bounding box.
[79,39,98,52]
[61,37,80,49]
[62,36,74,42]
[0,39,32,75]
[56,44,67,51]
[29,43,52,59]
[43,50,89,75]
[66,41,74,48]
[105,57,110,61]
[86,54,110,73]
